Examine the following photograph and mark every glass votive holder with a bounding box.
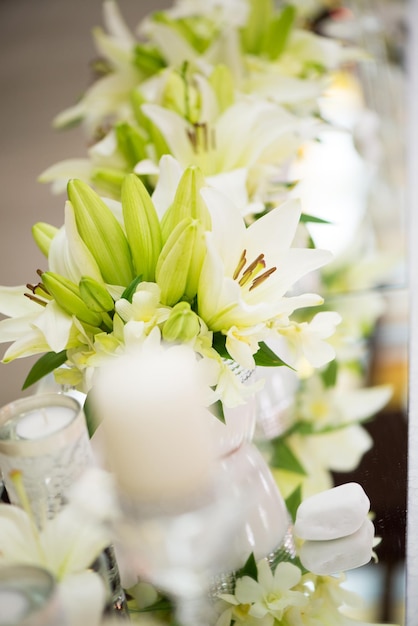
[0,393,94,526]
[0,564,67,626]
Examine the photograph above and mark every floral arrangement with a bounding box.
[0,0,402,625]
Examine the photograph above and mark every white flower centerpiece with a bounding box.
[0,0,397,624]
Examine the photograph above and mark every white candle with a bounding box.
[15,406,75,440]
[91,345,217,506]
[0,588,30,623]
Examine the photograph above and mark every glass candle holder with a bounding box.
[0,565,67,626]
[0,393,94,526]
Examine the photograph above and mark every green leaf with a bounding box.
[253,342,291,367]
[270,439,307,475]
[115,122,147,169]
[22,350,67,390]
[285,485,303,523]
[321,359,338,388]
[211,332,230,359]
[133,44,166,77]
[236,552,258,581]
[300,213,332,225]
[121,275,143,303]
[209,398,225,424]
[83,391,100,438]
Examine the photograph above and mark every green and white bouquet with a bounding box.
[0,0,400,624]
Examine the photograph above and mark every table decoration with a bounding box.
[0,0,405,623]
[0,393,93,525]
[0,564,65,626]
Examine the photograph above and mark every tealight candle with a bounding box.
[0,589,30,624]
[0,393,94,525]
[15,406,75,440]
[0,565,65,626]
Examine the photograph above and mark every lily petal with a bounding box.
[33,301,73,353]
[0,286,42,317]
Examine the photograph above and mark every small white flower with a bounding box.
[274,311,342,373]
[220,560,307,626]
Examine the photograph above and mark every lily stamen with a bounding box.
[24,293,48,307]
[239,253,266,287]
[250,266,277,290]
[186,122,216,153]
[233,249,247,280]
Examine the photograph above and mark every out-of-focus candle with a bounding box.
[91,345,217,508]
[0,589,30,624]
[15,406,75,440]
[0,393,94,524]
[0,565,66,626]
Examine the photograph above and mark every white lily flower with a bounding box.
[0,501,110,626]
[274,311,342,373]
[48,203,104,285]
[0,286,73,362]
[274,425,373,500]
[142,98,306,181]
[115,282,171,331]
[39,159,94,194]
[148,154,261,218]
[141,0,249,29]
[196,190,331,368]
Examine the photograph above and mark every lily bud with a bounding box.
[156,217,206,306]
[32,222,59,258]
[131,89,170,159]
[162,70,201,122]
[91,168,128,198]
[161,166,211,243]
[42,271,103,327]
[115,122,147,168]
[209,65,234,113]
[162,302,201,342]
[67,179,134,286]
[79,277,114,313]
[121,174,162,282]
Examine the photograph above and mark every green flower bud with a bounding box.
[67,179,134,286]
[263,5,296,60]
[115,122,147,168]
[90,168,127,199]
[121,174,162,282]
[209,65,235,113]
[42,272,103,327]
[131,89,170,159]
[32,222,59,258]
[162,302,201,342]
[156,217,206,306]
[79,277,114,313]
[162,69,200,123]
[161,166,211,243]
